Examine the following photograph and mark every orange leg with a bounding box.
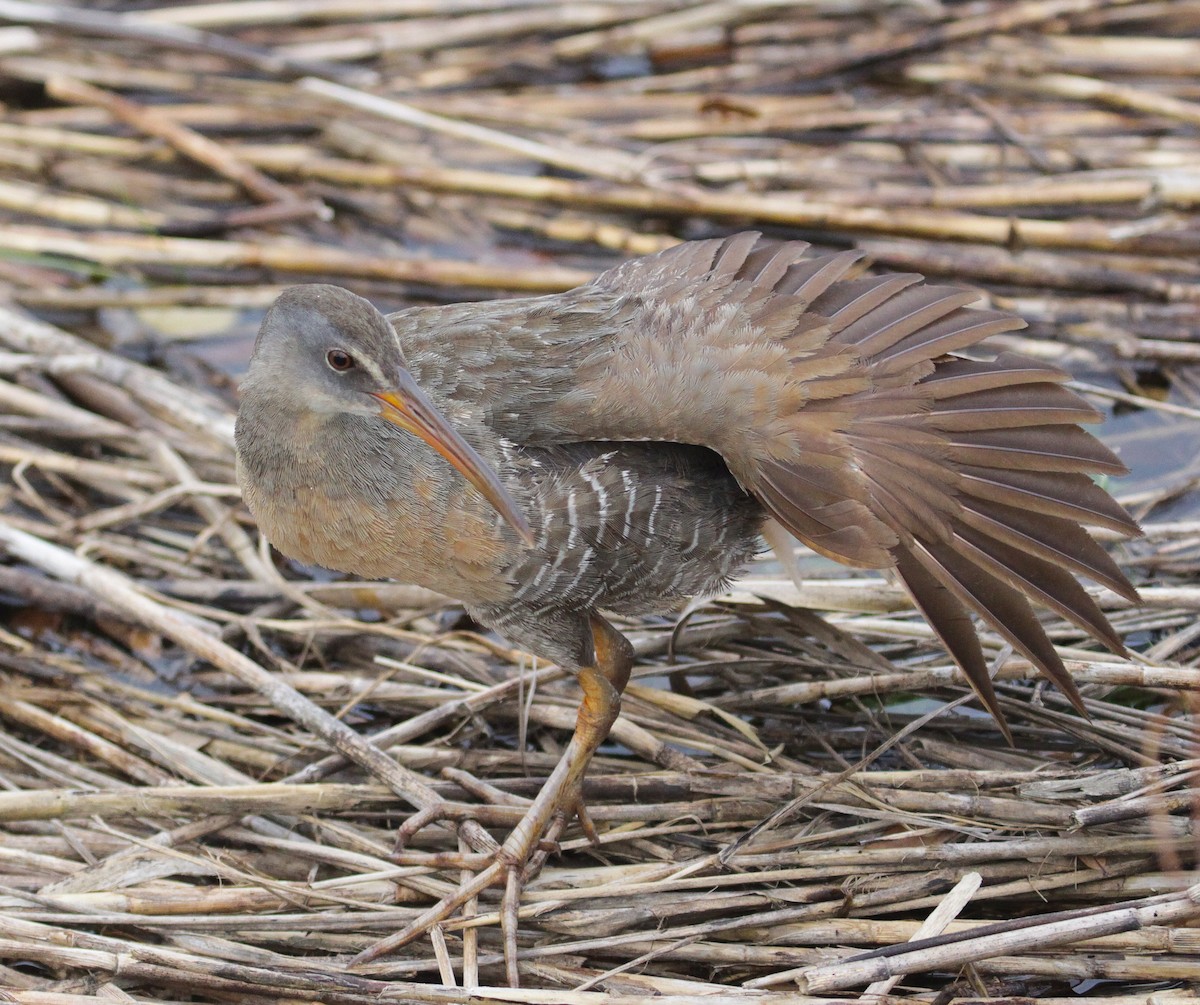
[351,616,634,985]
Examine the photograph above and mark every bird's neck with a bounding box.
[235,397,516,601]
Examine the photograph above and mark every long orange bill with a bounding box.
[372,374,534,546]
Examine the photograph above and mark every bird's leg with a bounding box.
[496,621,631,982]
[351,616,633,983]
[500,616,632,861]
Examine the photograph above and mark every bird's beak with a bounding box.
[371,373,535,546]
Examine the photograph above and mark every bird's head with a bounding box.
[243,284,533,544]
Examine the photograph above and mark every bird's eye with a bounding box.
[326,349,355,372]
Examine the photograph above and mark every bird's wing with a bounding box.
[541,233,1141,729]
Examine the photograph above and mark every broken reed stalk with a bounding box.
[783,885,1200,993]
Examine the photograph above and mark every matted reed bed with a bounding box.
[0,1,1197,1001]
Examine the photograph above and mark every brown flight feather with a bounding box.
[561,233,1141,729]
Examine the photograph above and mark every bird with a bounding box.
[235,232,1140,974]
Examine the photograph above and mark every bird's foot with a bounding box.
[389,765,544,865]
[349,736,595,985]
[352,619,631,986]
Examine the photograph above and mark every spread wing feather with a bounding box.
[556,233,1140,728]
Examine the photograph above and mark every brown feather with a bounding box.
[871,309,1021,371]
[777,250,863,300]
[833,285,982,355]
[951,518,1126,652]
[957,498,1137,603]
[930,383,1104,431]
[809,273,922,329]
[892,550,1009,735]
[735,239,810,290]
[921,352,1071,394]
[959,466,1140,537]
[947,425,1128,474]
[908,536,1087,716]
[757,456,897,567]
